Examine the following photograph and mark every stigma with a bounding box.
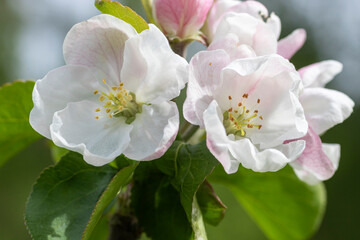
[93,79,143,124]
[223,93,263,137]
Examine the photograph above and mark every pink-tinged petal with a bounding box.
[300,88,354,135]
[203,100,241,173]
[63,14,137,86]
[153,0,213,39]
[121,25,188,104]
[212,13,277,56]
[204,0,268,42]
[204,100,305,173]
[50,100,133,166]
[277,28,307,59]
[218,55,308,148]
[183,49,231,127]
[123,101,179,161]
[289,127,336,185]
[298,60,343,88]
[30,65,101,138]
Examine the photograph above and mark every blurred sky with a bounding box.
[0,0,359,239]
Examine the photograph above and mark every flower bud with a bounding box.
[153,0,214,39]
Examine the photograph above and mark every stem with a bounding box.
[108,183,142,240]
[181,124,200,142]
[170,40,190,57]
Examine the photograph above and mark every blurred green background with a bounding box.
[0,0,359,239]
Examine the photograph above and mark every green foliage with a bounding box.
[196,181,227,226]
[131,162,193,240]
[49,141,68,163]
[0,81,42,167]
[95,0,149,33]
[155,141,219,222]
[25,152,137,240]
[209,165,326,240]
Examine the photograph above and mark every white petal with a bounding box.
[267,13,281,39]
[183,49,231,127]
[203,0,268,42]
[213,13,277,56]
[322,143,340,171]
[277,29,307,59]
[301,88,354,135]
[204,101,304,173]
[30,65,100,138]
[120,24,188,104]
[219,55,308,148]
[50,100,133,166]
[123,101,179,161]
[63,14,137,86]
[203,100,240,173]
[298,60,343,88]
[208,35,257,61]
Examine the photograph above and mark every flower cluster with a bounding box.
[30,0,354,185]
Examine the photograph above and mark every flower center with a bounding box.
[93,79,143,124]
[223,93,263,137]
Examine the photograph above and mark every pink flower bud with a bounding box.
[153,0,214,39]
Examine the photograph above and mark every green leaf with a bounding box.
[155,141,219,222]
[196,180,227,226]
[95,0,149,33]
[209,165,326,240]
[49,141,69,163]
[0,81,42,167]
[25,152,137,240]
[131,162,193,240]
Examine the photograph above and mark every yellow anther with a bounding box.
[95,116,99,120]
[93,90,99,95]
[95,108,101,112]
[209,62,212,66]
[106,109,111,113]
[108,114,113,118]
[112,86,118,91]
[105,101,112,106]
[99,96,105,102]
[120,82,124,87]
[102,79,106,84]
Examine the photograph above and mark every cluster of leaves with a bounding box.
[0,1,326,240]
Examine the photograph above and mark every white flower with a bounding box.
[288,60,354,184]
[203,0,306,59]
[30,14,188,166]
[183,50,308,173]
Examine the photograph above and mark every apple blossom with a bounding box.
[30,14,188,166]
[183,50,308,173]
[288,60,354,184]
[203,0,306,59]
[152,0,214,39]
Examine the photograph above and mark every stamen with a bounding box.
[223,92,264,137]
[95,108,101,112]
[99,96,105,102]
[93,90,99,95]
